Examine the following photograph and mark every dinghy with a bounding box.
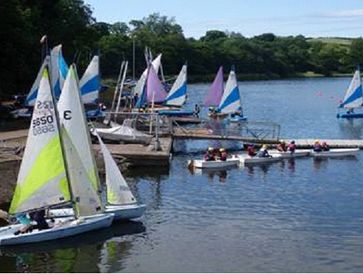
[205,66,224,116]
[51,65,145,221]
[269,149,311,158]
[237,154,282,165]
[95,131,146,220]
[11,45,68,118]
[213,66,247,122]
[93,120,152,144]
[311,148,359,158]
[187,155,240,169]
[0,67,113,246]
[337,67,363,119]
[80,55,101,104]
[164,64,188,107]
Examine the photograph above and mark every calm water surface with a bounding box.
[2,78,363,272]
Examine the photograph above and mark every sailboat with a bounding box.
[80,55,101,104]
[135,62,168,109]
[0,67,113,246]
[205,66,224,116]
[26,44,68,106]
[134,54,163,109]
[11,45,68,118]
[49,64,146,221]
[164,64,188,107]
[337,67,363,118]
[215,66,247,122]
[94,131,146,220]
[79,55,107,119]
[157,64,195,117]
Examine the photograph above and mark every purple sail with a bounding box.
[146,64,168,103]
[204,66,224,106]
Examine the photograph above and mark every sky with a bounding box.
[84,0,363,38]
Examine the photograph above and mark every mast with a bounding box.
[115,61,128,120]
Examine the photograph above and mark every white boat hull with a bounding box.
[311,148,360,158]
[105,204,146,221]
[49,203,146,221]
[188,156,240,169]
[0,213,114,246]
[94,128,152,144]
[237,154,282,165]
[269,149,311,158]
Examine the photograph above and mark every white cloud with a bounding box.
[324,9,363,18]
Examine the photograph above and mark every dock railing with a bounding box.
[104,111,173,136]
[172,119,281,142]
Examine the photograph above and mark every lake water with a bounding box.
[2,77,363,272]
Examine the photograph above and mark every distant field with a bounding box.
[307,37,353,46]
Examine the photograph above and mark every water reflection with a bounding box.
[0,221,145,272]
[202,169,228,183]
[338,119,363,139]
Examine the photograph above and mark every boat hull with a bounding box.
[0,213,114,246]
[269,149,311,158]
[337,113,363,119]
[105,204,146,221]
[311,148,359,158]
[237,154,282,164]
[157,110,195,117]
[188,156,240,169]
[229,116,247,123]
[49,203,146,221]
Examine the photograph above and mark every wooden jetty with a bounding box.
[0,129,172,167]
[93,137,172,167]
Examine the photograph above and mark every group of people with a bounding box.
[247,140,297,158]
[276,140,296,153]
[247,144,272,158]
[204,147,228,161]
[313,140,330,152]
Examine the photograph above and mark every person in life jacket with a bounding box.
[287,140,296,153]
[219,148,227,161]
[204,147,215,161]
[257,144,271,158]
[276,140,287,152]
[321,141,330,151]
[313,140,322,152]
[247,144,257,157]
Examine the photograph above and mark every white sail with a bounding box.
[217,68,242,114]
[58,65,102,199]
[165,64,187,106]
[133,54,162,99]
[340,69,363,109]
[61,128,103,217]
[9,68,71,214]
[80,56,101,104]
[50,44,68,99]
[25,57,50,106]
[94,132,137,205]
